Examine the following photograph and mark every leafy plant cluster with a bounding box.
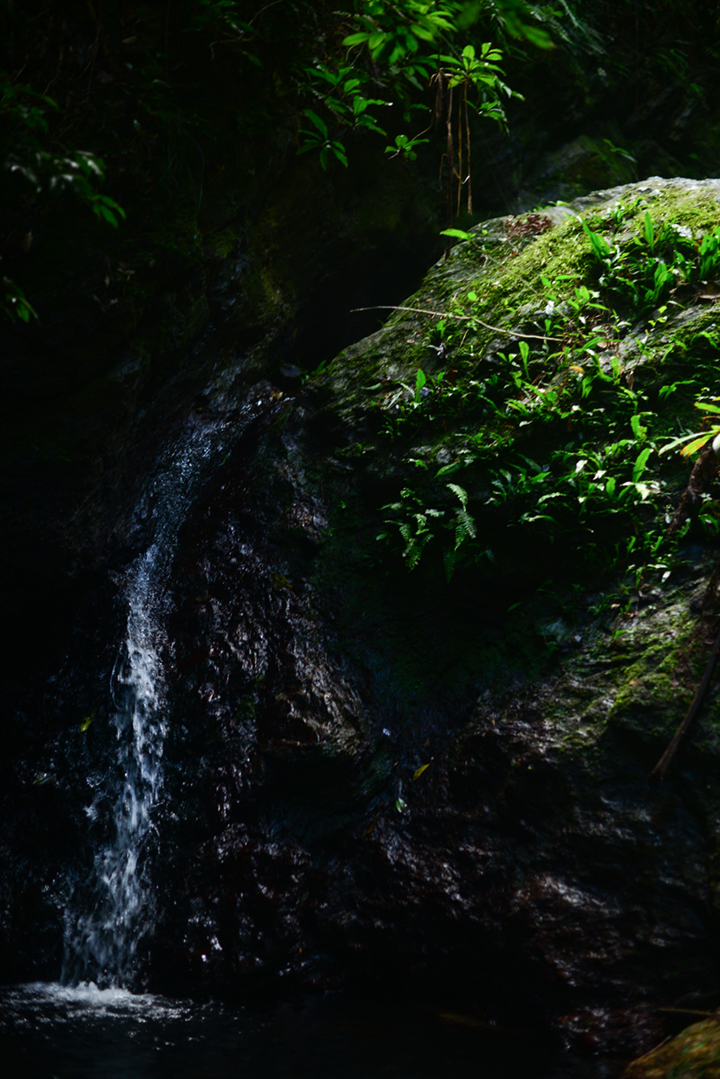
[582,208,720,317]
[0,75,125,321]
[2,0,720,330]
[0,1,554,323]
[376,205,720,584]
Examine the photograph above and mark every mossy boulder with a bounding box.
[626,1018,720,1078]
[7,177,720,1055]
[139,178,720,1053]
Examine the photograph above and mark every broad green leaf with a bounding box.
[582,220,611,260]
[440,228,475,241]
[630,414,647,440]
[643,211,654,249]
[331,142,348,168]
[435,461,463,478]
[410,23,435,41]
[632,447,653,482]
[659,430,705,454]
[304,110,328,137]
[681,433,713,456]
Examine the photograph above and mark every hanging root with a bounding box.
[649,622,720,780]
[648,446,720,779]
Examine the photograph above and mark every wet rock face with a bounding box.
[132,400,718,1054]
[7,177,720,1056]
[142,180,720,1052]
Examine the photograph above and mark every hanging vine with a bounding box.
[431,42,518,237]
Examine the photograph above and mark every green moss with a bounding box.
[626,1018,720,1079]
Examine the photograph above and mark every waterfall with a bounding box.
[62,538,171,988]
[62,386,276,988]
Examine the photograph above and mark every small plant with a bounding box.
[697,231,720,281]
[580,211,720,316]
[385,133,429,160]
[380,481,482,578]
[297,110,349,169]
[660,400,720,458]
[380,486,445,570]
[368,197,720,588]
[2,277,37,323]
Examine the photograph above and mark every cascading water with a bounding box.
[62,536,172,988]
[61,385,277,989]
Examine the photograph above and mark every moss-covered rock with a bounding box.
[7,177,720,1055]
[626,1018,720,1078]
[136,178,720,1054]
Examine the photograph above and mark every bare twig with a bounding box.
[350,304,562,343]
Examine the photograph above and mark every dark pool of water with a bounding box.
[0,983,625,1079]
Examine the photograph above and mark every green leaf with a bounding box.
[681,433,713,457]
[80,711,95,733]
[447,482,468,508]
[659,430,702,454]
[304,110,328,137]
[342,31,371,46]
[410,23,435,41]
[331,142,348,168]
[582,220,612,260]
[440,228,475,241]
[632,447,653,482]
[435,461,462,478]
[630,414,647,441]
[643,211,654,250]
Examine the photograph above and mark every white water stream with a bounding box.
[61,406,242,988]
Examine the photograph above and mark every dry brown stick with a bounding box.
[650,624,720,779]
[349,304,562,343]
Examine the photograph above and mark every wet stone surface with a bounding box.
[123,378,720,1057]
[5,179,720,1059]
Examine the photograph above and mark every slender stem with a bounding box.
[650,624,720,779]
[350,304,562,342]
[456,85,463,218]
[465,86,472,215]
[446,84,454,243]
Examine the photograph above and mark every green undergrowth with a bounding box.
[315,180,720,601]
